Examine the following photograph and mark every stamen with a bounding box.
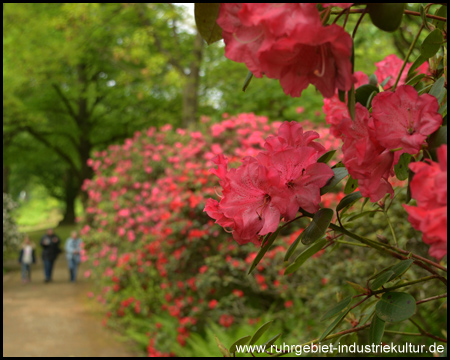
[313,45,326,77]
[214,186,223,198]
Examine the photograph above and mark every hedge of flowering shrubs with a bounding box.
[80,113,351,355]
[3,193,21,253]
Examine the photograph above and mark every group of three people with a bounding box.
[18,229,83,283]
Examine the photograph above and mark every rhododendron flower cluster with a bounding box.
[403,145,447,260]
[217,3,354,98]
[337,85,442,202]
[205,121,334,245]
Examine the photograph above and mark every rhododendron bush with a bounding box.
[80,3,447,357]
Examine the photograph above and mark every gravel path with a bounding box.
[3,259,138,357]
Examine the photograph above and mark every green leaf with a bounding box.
[347,210,379,222]
[284,230,304,262]
[355,84,379,109]
[194,3,223,45]
[433,6,447,31]
[344,176,359,194]
[369,315,386,345]
[360,302,377,325]
[284,237,327,275]
[408,55,428,76]
[394,153,412,181]
[406,158,415,204]
[375,292,416,323]
[388,259,414,281]
[302,208,334,245]
[262,333,282,348]
[380,76,391,89]
[229,336,251,354]
[347,86,355,120]
[360,197,370,212]
[320,167,348,195]
[215,336,231,357]
[419,4,431,31]
[429,76,446,100]
[369,74,378,87]
[248,320,273,346]
[405,73,426,87]
[338,89,346,103]
[319,307,351,341]
[321,296,353,322]
[370,270,395,290]
[248,228,281,274]
[428,126,447,160]
[336,192,362,213]
[242,71,253,92]
[367,4,405,32]
[318,150,336,164]
[420,29,444,59]
[366,90,378,109]
[346,281,368,294]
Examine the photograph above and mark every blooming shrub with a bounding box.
[80,113,346,355]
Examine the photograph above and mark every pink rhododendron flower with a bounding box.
[372,85,442,155]
[403,145,447,260]
[375,54,429,89]
[338,103,394,202]
[217,3,354,98]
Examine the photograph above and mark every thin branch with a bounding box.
[52,83,78,121]
[331,8,447,22]
[409,318,447,343]
[371,275,439,295]
[416,293,447,305]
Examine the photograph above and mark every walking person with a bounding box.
[18,235,36,283]
[65,231,83,282]
[40,228,61,283]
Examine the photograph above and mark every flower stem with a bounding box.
[371,275,438,295]
[383,211,398,246]
[392,23,424,91]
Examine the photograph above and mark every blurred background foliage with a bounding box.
[3,3,425,225]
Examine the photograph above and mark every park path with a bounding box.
[3,259,138,357]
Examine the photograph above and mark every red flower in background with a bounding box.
[403,145,447,260]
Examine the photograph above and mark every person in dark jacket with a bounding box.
[40,228,61,282]
[18,235,36,283]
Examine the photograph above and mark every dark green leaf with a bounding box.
[344,176,359,194]
[319,307,351,341]
[418,84,433,95]
[320,167,348,195]
[428,126,447,160]
[284,230,304,262]
[429,76,446,100]
[346,281,367,294]
[229,336,251,354]
[355,84,379,109]
[302,208,334,245]
[347,210,379,222]
[367,4,405,32]
[284,237,327,275]
[318,150,336,164]
[248,228,281,274]
[347,86,355,120]
[433,6,447,31]
[405,73,426,87]
[405,158,415,204]
[360,302,377,325]
[262,333,282,348]
[194,3,223,45]
[248,320,273,346]
[321,296,353,321]
[360,197,370,212]
[389,259,414,281]
[394,153,412,181]
[408,55,428,76]
[338,89,346,103]
[337,192,362,213]
[420,29,444,59]
[375,292,416,323]
[370,270,395,290]
[369,315,386,345]
[366,90,378,109]
[242,71,253,92]
[419,4,431,30]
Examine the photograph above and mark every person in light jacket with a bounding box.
[18,235,36,283]
[65,231,83,282]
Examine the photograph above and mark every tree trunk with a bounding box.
[59,169,78,225]
[182,32,204,127]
